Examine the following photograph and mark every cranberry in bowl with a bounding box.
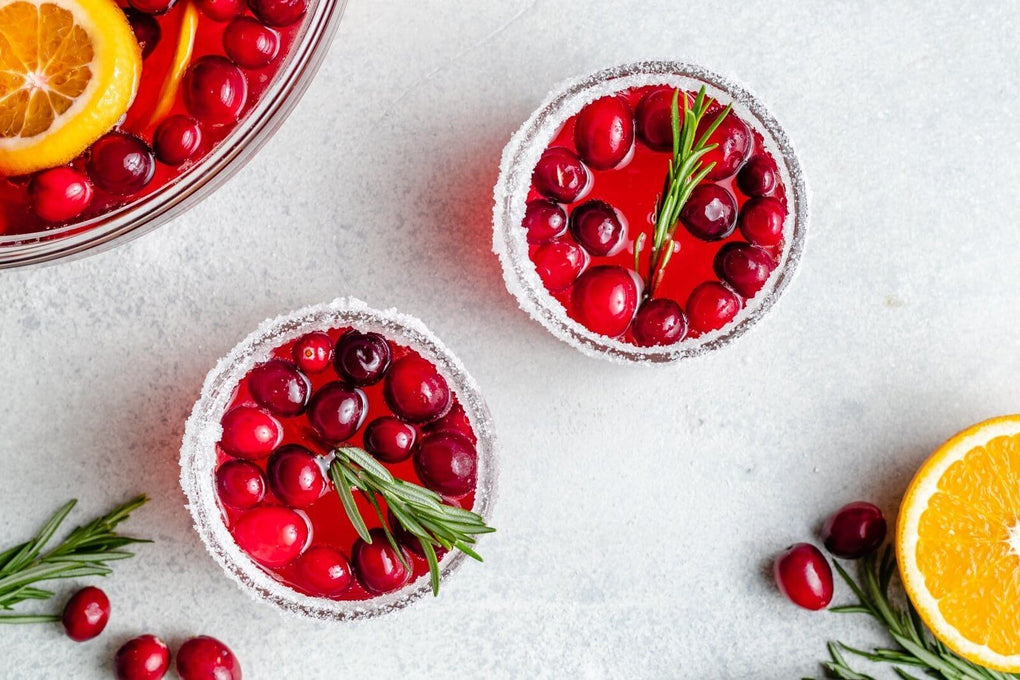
[180,299,498,620]
[493,61,807,363]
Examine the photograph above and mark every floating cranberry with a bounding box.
[569,200,626,256]
[233,505,308,567]
[532,147,589,203]
[680,184,737,241]
[248,0,306,26]
[698,112,751,181]
[184,56,248,126]
[248,359,310,416]
[523,199,567,244]
[635,87,686,151]
[219,406,281,459]
[737,155,779,197]
[153,115,202,166]
[114,635,171,680]
[267,445,324,507]
[334,331,391,386]
[295,546,353,597]
[127,0,175,14]
[822,502,887,560]
[631,298,687,346]
[223,17,280,69]
[29,167,92,223]
[61,586,109,642]
[292,332,333,373]
[739,196,786,247]
[414,431,477,498]
[533,241,587,292]
[196,0,242,21]
[125,10,161,58]
[307,382,368,444]
[686,282,740,334]
[364,416,417,463]
[87,132,155,195]
[176,636,241,680]
[574,95,634,170]
[570,265,640,338]
[384,355,451,424]
[426,403,475,443]
[216,459,265,509]
[713,242,776,298]
[774,543,833,610]
[352,529,411,594]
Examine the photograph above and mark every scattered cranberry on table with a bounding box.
[114,635,171,680]
[61,586,109,642]
[774,543,833,611]
[176,635,242,680]
[822,502,887,560]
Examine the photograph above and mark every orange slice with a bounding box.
[897,414,1020,671]
[0,0,141,176]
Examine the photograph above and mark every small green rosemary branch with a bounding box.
[634,86,731,299]
[329,447,494,596]
[0,495,150,624]
[808,546,1019,680]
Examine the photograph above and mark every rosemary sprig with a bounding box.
[0,495,149,624]
[635,86,732,299]
[807,546,1019,680]
[328,447,494,596]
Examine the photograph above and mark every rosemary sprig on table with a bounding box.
[0,495,149,624]
[634,86,732,299]
[328,447,494,596]
[808,546,1019,680]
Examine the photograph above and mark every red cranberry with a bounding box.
[219,406,281,459]
[87,132,155,195]
[739,197,786,247]
[631,298,687,346]
[176,636,241,680]
[713,242,776,298]
[352,529,411,594]
[737,155,779,197]
[569,200,626,256]
[153,115,202,165]
[184,56,248,126]
[533,240,587,292]
[686,282,740,334]
[29,167,92,222]
[114,635,171,680]
[774,543,833,610]
[307,382,368,444]
[233,505,308,567]
[215,459,265,509]
[523,199,567,244]
[295,545,353,597]
[248,0,306,26]
[822,502,887,559]
[532,147,589,203]
[127,0,175,14]
[223,17,280,69]
[125,9,161,58]
[635,87,688,151]
[292,332,332,373]
[570,265,640,338]
[698,112,751,181]
[267,445,324,507]
[334,331,391,386]
[384,355,451,424]
[364,416,417,463]
[680,184,737,241]
[248,359,310,416]
[61,586,109,642]
[196,0,242,21]
[414,431,477,498]
[574,95,634,170]
[426,403,475,443]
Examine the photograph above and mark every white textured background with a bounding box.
[2,1,1018,678]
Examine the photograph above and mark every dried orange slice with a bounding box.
[0,0,141,176]
[897,415,1020,671]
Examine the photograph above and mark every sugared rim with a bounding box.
[492,60,809,364]
[0,0,348,269]
[179,298,499,622]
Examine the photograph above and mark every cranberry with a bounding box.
[29,167,92,222]
[223,17,280,69]
[114,635,171,680]
[233,505,308,567]
[774,543,833,610]
[61,586,109,642]
[267,445,324,507]
[426,403,475,443]
[125,10,161,58]
[215,459,265,509]
[292,332,333,373]
[248,359,310,416]
[127,0,175,14]
[219,406,281,459]
[334,331,391,386]
[384,355,451,424]
[86,132,155,195]
[414,431,477,498]
[153,115,202,166]
[570,265,640,338]
[196,0,242,21]
[739,197,786,247]
[569,200,626,256]
[533,241,587,292]
[306,382,368,444]
[352,529,411,594]
[248,0,306,26]
[574,95,634,170]
[364,416,417,463]
[176,636,241,680]
[698,112,751,181]
[680,184,737,241]
[631,298,687,346]
[686,282,740,334]
[737,155,779,197]
[635,87,687,151]
[523,199,567,244]
[532,147,589,203]
[295,545,353,597]
[822,502,887,559]
[184,56,248,126]
[713,242,776,298]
